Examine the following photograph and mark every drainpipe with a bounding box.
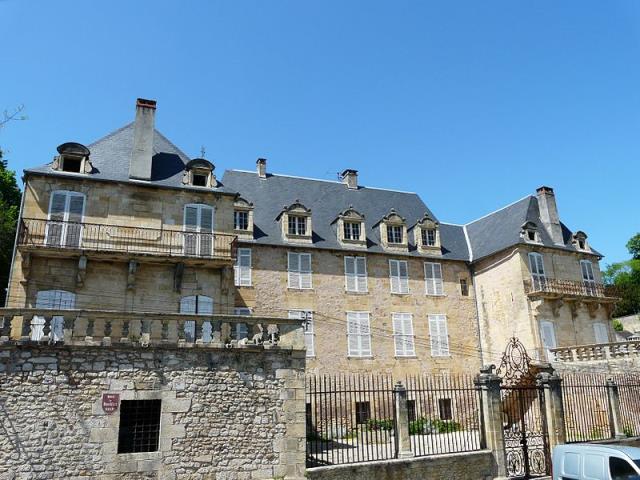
[470,262,485,366]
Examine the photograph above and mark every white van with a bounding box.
[553,444,640,480]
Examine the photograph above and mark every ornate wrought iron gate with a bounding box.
[497,338,551,479]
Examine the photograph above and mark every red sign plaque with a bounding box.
[102,393,120,415]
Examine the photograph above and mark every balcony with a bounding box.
[0,308,304,351]
[18,218,237,265]
[523,278,618,302]
[551,341,640,363]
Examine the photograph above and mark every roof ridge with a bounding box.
[465,194,534,226]
[225,169,418,194]
[87,121,134,148]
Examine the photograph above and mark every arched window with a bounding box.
[180,295,213,342]
[31,290,76,342]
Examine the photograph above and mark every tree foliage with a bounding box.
[604,233,640,318]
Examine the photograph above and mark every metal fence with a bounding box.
[561,373,612,443]
[305,374,482,467]
[613,373,640,438]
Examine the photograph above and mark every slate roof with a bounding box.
[25,122,235,194]
[221,170,471,261]
[465,195,601,261]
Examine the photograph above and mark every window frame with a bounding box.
[387,225,403,244]
[288,215,307,236]
[428,314,450,357]
[234,248,252,287]
[343,221,362,241]
[234,210,249,231]
[425,262,444,296]
[528,252,546,290]
[580,259,596,295]
[347,311,372,357]
[46,190,86,248]
[422,228,437,247]
[389,259,409,294]
[117,399,162,454]
[287,252,313,289]
[392,312,415,357]
[344,256,368,293]
[183,203,215,257]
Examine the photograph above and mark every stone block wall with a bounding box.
[235,244,482,377]
[0,345,305,479]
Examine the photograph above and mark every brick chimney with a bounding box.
[129,98,156,180]
[341,169,358,189]
[256,158,267,178]
[536,186,564,246]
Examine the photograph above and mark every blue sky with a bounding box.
[2,0,639,264]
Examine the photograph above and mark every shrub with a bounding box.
[366,418,394,431]
[613,319,624,332]
[624,425,634,437]
[409,417,461,435]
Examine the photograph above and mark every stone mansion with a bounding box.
[5,98,617,377]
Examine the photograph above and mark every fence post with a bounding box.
[606,378,625,438]
[537,370,566,450]
[475,365,507,479]
[393,381,414,458]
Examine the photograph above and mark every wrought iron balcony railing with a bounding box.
[0,308,304,350]
[18,218,237,261]
[523,278,617,300]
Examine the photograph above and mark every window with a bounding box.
[31,290,75,342]
[288,215,307,236]
[578,239,586,250]
[289,310,314,357]
[46,190,85,248]
[234,211,249,230]
[345,256,367,293]
[610,457,639,479]
[288,252,312,289]
[61,156,82,173]
[347,312,371,357]
[180,295,213,342]
[233,308,251,340]
[192,172,208,186]
[460,279,469,296]
[438,398,452,421]
[343,221,361,241]
[392,313,415,357]
[117,400,161,454]
[387,225,403,244]
[594,323,608,344]
[425,262,444,296]
[389,259,409,294]
[539,320,557,360]
[355,401,371,424]
[234,248,252,286]
[184,204,214,257]
[528,252,546,290]
[581,260,596,295]
[407,400,417,422]
[429,314,449,357]
[527,230,536,242]
[422,228,437,247]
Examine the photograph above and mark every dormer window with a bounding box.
[377,209,408,251]
[521,221,541,244]
[278,200,312,244]
[334,206,366,247]
[572,231,590,252]
[183,158,215,188]
[53,143,92,174]
[233,196,254,239]
[414,213,441,253]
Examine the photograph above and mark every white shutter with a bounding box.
[594,323,608,344]
[184,206,198,230]
[345,256,357,292]
[347,314,360,356]
[287,252,299,288]
[197,295,213,315]
[299,253,312,289]
[49,192,67,220]
[429,314,449,357]
[180,296,197,314]
[393,313,415,356]
[67,194,85,222]
[529,253,546,289]
[356,257,367,292]
[398,261,409,294]
[347,312,371,357]
[235,248,252,286]
[539,321,557,360]
[359,313,371,356]
[389,260,400,293]
[425,262,444,295]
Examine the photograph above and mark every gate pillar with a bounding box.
[537,371,566,450]
[476,365,508,479]
[606,378,625,439]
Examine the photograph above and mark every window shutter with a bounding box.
[438,316,449,356]
[184,206,199,231]
[432,263,443,295]
[180,296,197,314]
[200,206,213,232]
[356,257,367,292]
[359,314,371,356]
[429,315,448,356]
[300,253,312,289]
[347,314,360,356]
[345,257,356,291]
[390,260,399,293]
[197,295,213,315]
[581,261,595,281]
[67,195,85,222]
[594,323,608,344]
[49,192,67,220]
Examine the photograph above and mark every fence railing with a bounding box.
[523,278,616,299]
[615,373,640,438]
[18,218,237,261]
[305,374,482,467]
[551,341,640,363]
[561,373,612,443]
[0,308,304,350]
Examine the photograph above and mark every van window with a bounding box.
[610,457,639,479]
[563,452,581,476]
[584,454,606,480]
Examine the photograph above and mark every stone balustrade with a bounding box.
[0,308,305,351]
[524,278,617,299]
[551,340,640,363]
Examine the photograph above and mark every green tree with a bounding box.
[604,234,640,318]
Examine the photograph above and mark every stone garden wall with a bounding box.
[0,344,305,480]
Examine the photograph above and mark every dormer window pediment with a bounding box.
[521,221,542,244]
[378,208,408,252]
[335,206,366,247]
[183,158,216,188]
[572,231,590,252]
[53,142,93,174]
[413,213,441,254]
[278,200,312,244]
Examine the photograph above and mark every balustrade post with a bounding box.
[537,371,566,450]
[0,316,11,340]
[141,319,151,346]
[393,381,414,458]
[606,378,625,439]
[20,314,32,341]
[475,365,507,479]
[195,319,204,345]
[63,315,76,343]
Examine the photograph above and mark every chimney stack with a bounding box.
[536,186,564,245]
[341,169,358,189]
[257,158,267,178]
[129,98,156,180]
